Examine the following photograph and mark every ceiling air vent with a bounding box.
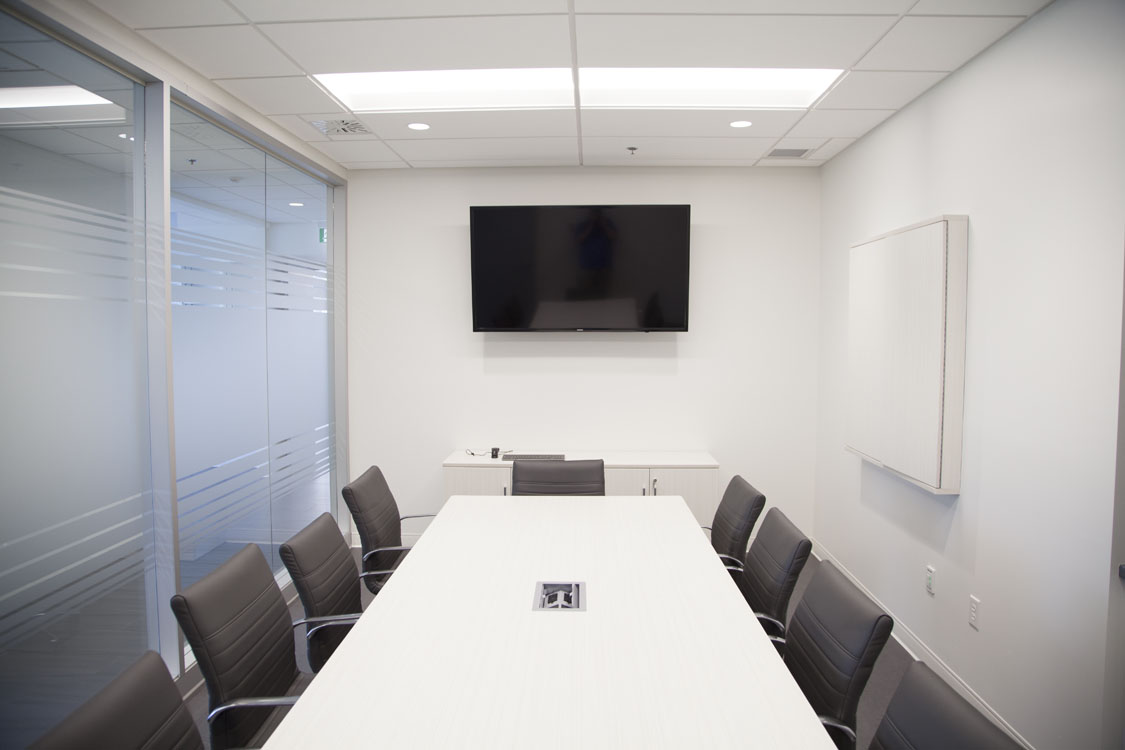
[308,119,370,136]
[767,148,810,158]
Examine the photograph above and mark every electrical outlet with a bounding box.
[969,595,981,630]
[925,565,935,595]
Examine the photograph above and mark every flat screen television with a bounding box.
[470,204,690,332]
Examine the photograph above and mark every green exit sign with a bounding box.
[319,228,327,243]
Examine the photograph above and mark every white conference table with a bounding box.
[264,495,834,749]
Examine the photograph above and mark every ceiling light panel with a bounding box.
[315,69,575,112]
[580,68,843,109]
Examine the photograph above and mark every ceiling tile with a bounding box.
[855,16,1023,71]
[576,14,897,68]
[405,157,577,168]
[908,0,1052,15]
[340,161,410,169]
[138,26,303,78]
[582,136,773,163]
[818,71,948,109]
[356,109,578,140]
[216,76,346,115]
[387,137,579,163]
[811,138,856,160]
[575,0,912,11]
[269,115,332,142]
[756,157,824,167]
[259,16,572,74]
[580,108,804,138]
[786,109,893,138]
[86,0,245,28]
[771,137,828,151]
[312,139,402,162]
[230,0,566,23]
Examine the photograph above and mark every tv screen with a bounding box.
[470,204,690,332]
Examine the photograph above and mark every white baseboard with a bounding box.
[808,536,1035,750]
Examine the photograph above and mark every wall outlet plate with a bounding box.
[969,594,981,630]
[925,565,935,595]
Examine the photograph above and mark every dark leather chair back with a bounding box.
[31,650,203,750]
[510,459,605,495]
[280,512,362,671]
[870,661,1022,750]
[785,561,894,745]
[710,475,765,561]
[737,507,812,624]
[341,465,405,593]
[170,544,299,750]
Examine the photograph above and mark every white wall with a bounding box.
[346,167,822,531]
[816,0,1125,747]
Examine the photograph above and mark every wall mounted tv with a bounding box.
[470,204,690,332]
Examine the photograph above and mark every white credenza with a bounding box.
[442,450,720,525]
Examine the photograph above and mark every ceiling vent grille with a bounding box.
[767,148,810,158]
[309,119,370,136]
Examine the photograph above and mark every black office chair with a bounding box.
[170,544,312,750]
[30,650,203,750]
[870,661,1022,750]
[510,458,605,495]
[735,507,812,637]
[281,512,379,672]
[703,475,765,572]
[341,465,434,595]
[781,560,894,750]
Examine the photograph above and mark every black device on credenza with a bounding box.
[469,204,690,332]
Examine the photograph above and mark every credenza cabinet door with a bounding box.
[604,467,650,496]
[650,468,720,526]
[443,466,512,497]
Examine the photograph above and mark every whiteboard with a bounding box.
[846,216,967,493]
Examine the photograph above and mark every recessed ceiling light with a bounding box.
[289,202,304,207]
[407,122,430,131]
[314,69,574,112]
[730,120,753,128]
[118,132,128,138]
[580,68,842,109]
[0,85,114,108]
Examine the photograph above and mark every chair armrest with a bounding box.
[292,613,361,629]
[362,545,412,563]
[207,695,300,722]
[700,525,712,532]
[819,716,857,749]
[293,613,361,640]
[716,553,744,571]
[400,514,435,522]
[755,612,785,637]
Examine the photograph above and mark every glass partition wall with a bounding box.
[170,109,333,586]
[0,10,340,747]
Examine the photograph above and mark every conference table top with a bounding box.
[264,494,834,749]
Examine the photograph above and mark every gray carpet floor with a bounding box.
[182,553,914,749]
